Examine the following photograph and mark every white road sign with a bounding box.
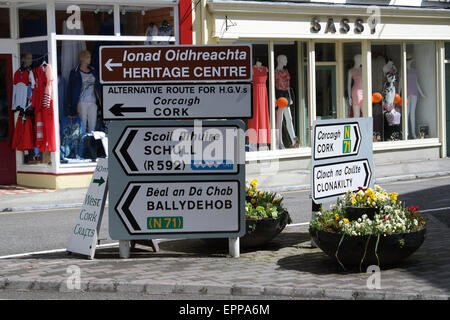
[67,158,108,259]
[103,83,252,119]
[113,125,240,175]
[114,181,241,235]
[312,159,372,201]
[313,122,361,160]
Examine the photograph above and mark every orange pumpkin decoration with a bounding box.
[276,97,289,108]
[372,92,382,103]
[394,94,401,105]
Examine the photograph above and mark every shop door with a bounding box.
[315,65,337,120]
[0,54,16,185]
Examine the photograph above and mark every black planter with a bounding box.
[345,206,379,221]
[204,212,289,249]
[309,228,426,269]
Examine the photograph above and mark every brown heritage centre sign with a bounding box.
[100,45,252,84]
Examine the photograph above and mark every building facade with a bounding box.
[192,0,450,180]
[0,0,449,188]
[0,0,192,188]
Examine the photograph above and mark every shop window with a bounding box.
[274,42,301,149]
[0,8,10,38]
[343,42,362,118]
[15,42,49,164]
[18,5,47,38]
[315,42,335,62]
[371,43,403,142]
[315,42,336,120]
[55,3,114,36]
[120,5,175,41]
[405,42,437,139]
[246,43,270,152]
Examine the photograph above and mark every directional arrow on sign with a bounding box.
[109,104,147,117]
[312,159,372,202]
[105,58,123,72]
[93,176,105,186]
[313,122,362,160]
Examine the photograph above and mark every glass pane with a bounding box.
[445,42,450,60]
[0,59,8,140]
[274,42,301,149]
[316,66,336,120]
[120,5,175,41]
[20,41,48,68]
[315,43,335,62]
[0,8,10,38]
[343,42,362,118]
[406,42,437,139]
[247,43,270,152]
[371,43,402,141]
[446,63,450,156]
[56,3,114,36]
[19,5,47,38]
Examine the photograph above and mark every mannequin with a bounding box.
[275,54,299,149]
[382,60,401,140]
[347,54,363,118]
[67,50,101,133]
[247,58,270,147]
[404,54,426,139]
[144,22,159,45]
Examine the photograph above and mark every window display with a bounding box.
[371,43,403,141]
[120,6,174,42]
[404,42,437,139]
[343,42,362,118]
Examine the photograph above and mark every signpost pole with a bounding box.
[229,237,240,258]
[119,240,130,259]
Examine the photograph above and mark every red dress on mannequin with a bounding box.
[248,66,270,145]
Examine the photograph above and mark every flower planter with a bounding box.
[309,228,426,269]
[204,212,289,249]
[345,206,379,221]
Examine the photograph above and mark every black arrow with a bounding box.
[120,130,138,172]
[363,161,371,187]
[122,185,141,231]
[353,125,360,153]
[110,104,146,117]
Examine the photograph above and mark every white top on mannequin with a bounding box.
[383,60,396,76]
[398,59,426,98]
[276,54,287,70]
[347,54,362,106]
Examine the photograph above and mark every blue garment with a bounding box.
[58,77,65,122]
[66,65,101,117]
[60,117,85,160]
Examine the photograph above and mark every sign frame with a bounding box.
[99,44,253,84]
[311,117,374,204]
[108,119,246,240]
[102,82,253,120]
[113,123,242,176]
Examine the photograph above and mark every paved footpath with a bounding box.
[0,213,449,300]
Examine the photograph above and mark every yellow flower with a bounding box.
[248,190,254,196]
[251,179,257,188]
[251,198,256,204]
[351,199,356,205]
[258,191,263,197]
[335,214,340,220]
[343,218,350,224]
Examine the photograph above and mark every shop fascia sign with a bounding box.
[310,16,378,35]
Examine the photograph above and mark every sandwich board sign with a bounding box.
[67,158,108,259]
[311,118,373,204]
[108,120,246,240]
